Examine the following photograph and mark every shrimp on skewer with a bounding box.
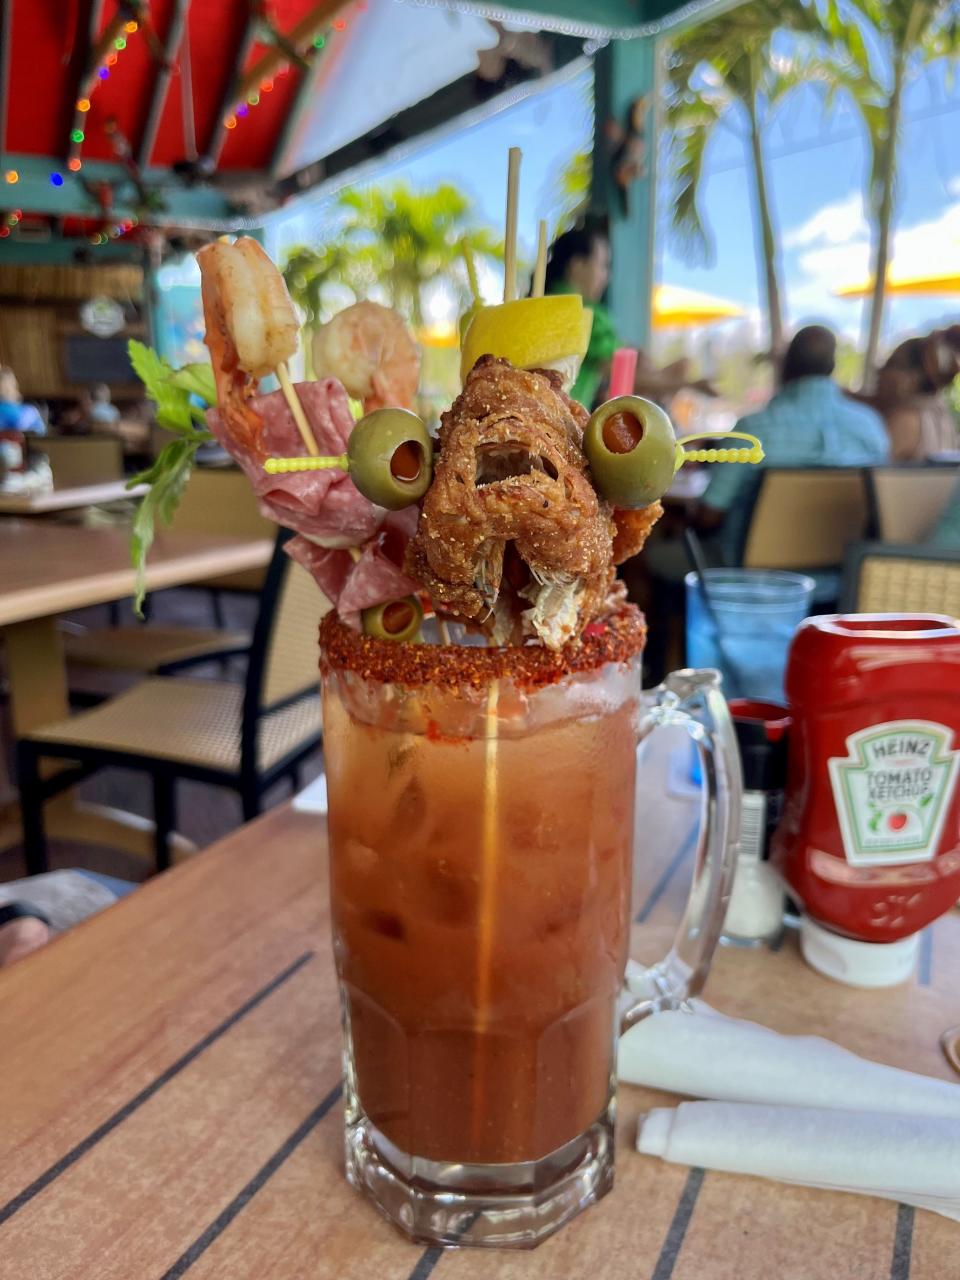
[312,300,421,414]
[197,237,301,457]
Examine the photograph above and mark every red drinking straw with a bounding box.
[608,347,638,399]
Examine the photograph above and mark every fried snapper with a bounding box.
[612,502,664,565]
[406,355,660,648]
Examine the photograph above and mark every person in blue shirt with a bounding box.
[641,326,889,683]
[697,325,890,560]
[0,366,45,435]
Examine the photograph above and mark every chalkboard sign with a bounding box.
[63,335,137,385]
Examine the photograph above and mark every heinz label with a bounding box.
[828,721,960,866]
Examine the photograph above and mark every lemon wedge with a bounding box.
[460,296,593,385]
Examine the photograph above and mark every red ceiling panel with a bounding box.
[3,0,321,175]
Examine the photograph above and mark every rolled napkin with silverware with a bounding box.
[638,1102,960,1222]
[618,1002,960,1117]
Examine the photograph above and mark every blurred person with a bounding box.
[866,327,960,461]
[640,325,889,681]
[56,389,94,435]
[0,365,46,435]
[0,870,137,967]
[56,390,94,435]
[694,324,889,562]
[88,381,120,427]
[544,222,616,408]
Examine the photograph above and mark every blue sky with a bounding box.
[272,46,960,350]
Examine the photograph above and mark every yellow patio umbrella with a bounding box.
[652,283,744,328]
[834,257,960,298]
[414,322,459,349]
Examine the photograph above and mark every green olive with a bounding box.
[347,409,433,510]
[583,395,677,509]
[361,596,424,643]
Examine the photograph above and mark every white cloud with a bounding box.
[783,195,960,338]
[881,201,960,279]
[783,193,869,249]
[948,175,960,198]
[790,198,960,297]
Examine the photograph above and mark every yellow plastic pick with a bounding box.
[673,430,764,470]
[264,454,348,475]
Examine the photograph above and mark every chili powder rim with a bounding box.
[319,606,647,692]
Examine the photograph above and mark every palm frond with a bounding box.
[667,113,718,265]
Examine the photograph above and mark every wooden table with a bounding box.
[1,740,956,1279]
[0,522,273,856]
[0,480,148,515]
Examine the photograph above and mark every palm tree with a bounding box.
[283,182,503,331]
[282,241,360,330]
[664,0,815,355]
[808,0,960,384]
[551,150,592,234]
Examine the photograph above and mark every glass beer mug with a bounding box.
[320,613,741,1251]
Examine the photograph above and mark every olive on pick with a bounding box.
[347,408,433,510]
[583,395,677,509]
[362,596,424,643]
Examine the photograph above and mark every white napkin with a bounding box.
[618,1002,960,1119]
[638,1102,960,1222]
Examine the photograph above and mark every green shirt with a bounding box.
[547,282,617,409]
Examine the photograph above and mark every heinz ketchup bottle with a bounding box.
[772,614,960,987]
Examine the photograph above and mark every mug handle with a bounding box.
[622,668,742,1030]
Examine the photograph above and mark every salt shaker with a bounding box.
[722,700,790,946]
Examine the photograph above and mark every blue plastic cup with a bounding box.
[684,569,815,703]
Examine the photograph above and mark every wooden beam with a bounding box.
[202,7,260,168]
[137,0,189,168]
[0,153,240,223]
[59,0,106,165]
[234,0,350,103]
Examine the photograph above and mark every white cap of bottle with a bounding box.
[799,916,920,988]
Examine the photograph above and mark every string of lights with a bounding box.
[222,16,350,133]
[1,1,360,241]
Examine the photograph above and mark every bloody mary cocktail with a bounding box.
[320,609,645,1247]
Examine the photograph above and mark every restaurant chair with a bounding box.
[738,468,872,571]
[60,466,271,678]
[865,465,960,544]
[840,541,960,614]
[731,467,872,606]
[169,467,274,626]
[64,622,251,682]
[37,436,124,488]
[17,531,323,875]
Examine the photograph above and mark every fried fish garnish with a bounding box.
[407,356,617,648]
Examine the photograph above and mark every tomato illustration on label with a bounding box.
[829,721,960,867]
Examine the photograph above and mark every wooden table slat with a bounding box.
[0,521,273,626]
[0,480,148,515]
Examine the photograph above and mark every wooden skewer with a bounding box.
[473,675,500,1141]
[502,148,522,303]
[276,361,319,456]
[474,148,522,1131]
[438,617,452,645]
[532,219,548,298]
